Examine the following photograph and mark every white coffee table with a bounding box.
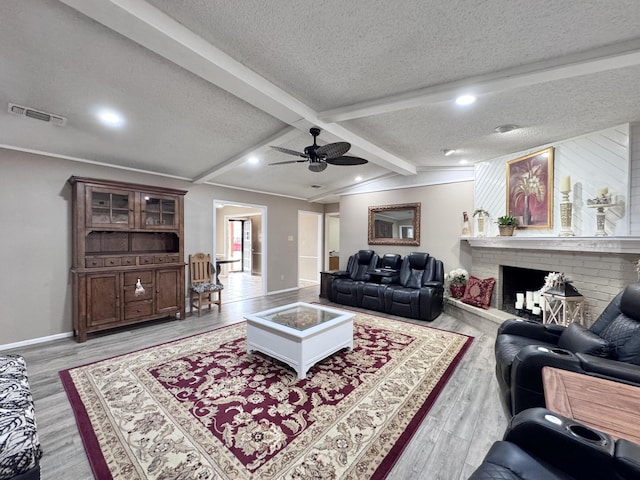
[244,302,354,379]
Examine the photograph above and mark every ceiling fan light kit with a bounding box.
[269,128,368,172]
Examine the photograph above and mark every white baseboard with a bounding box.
[0,331,74,352]
[266,287,299,296]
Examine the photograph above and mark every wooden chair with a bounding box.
[188,253,223,316]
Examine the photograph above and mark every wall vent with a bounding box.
[8,103,67,126]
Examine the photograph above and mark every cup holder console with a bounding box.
[568,424,608,445]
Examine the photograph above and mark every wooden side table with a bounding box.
[542,292,584,326]
[320,270,341,298]
[542,366,640,444]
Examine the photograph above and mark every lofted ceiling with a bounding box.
[1,0,640,203]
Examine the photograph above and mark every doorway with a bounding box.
[213,201,266,302]
[325,212,340,270]
[298,211,322,287]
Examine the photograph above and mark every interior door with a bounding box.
[251,216,262,275]
[243,219,252,272]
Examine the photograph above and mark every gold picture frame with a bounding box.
[506,147,554,229]
[368,203,420,246]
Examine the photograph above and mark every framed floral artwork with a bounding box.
[506,147,554,229]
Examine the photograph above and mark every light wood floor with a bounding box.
[6,287,506,480]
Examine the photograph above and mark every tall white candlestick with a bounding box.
[526,291,534,303]
[516,293,525,303]
[560,176,571,192]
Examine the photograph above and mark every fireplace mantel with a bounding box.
[464,236,640,254]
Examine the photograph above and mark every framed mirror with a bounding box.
[368,203,420,246]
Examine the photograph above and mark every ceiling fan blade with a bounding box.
[326,155,369,166]
[317,141,351,159]
[269,159,307,165]
[308,161,328,172]
[270,145,306,157]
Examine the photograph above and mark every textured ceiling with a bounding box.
[1,0,640,202]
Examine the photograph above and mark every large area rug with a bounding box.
[60,312,473,480]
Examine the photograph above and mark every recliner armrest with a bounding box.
[422,281,443,288]
[504,408,615,478]
[332,270,351,278]
[510,345,581,413]
[498,318,565,344]
[576,353,640,385]
[616,439,640,479]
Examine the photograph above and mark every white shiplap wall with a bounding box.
[475,124,630,237]
[630,123,640,234]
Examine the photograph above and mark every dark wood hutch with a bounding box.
[69,176,187,342]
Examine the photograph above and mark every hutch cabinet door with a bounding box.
[85,186,135,229]
[155,267,183,314]
[140,193,180,230]
[86,273,122,327]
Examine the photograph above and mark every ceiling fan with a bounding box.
[269,127,368,172]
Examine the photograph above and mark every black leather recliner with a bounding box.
[495,283,640,416]
[383,252,444,321]
[328,250,379,306]
[357,253,403,311]
[468,407,640,480]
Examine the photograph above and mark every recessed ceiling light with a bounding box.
[442,149,456,156]
[355,176,363,182]
[97,108,125,128]
[495,124,520,134]
[459,160,469,165]
[247,156,259,164]
[455,95,476,106]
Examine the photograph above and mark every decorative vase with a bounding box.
[477,215,486,237]
[450,283,465,299]
[498,225,515,236]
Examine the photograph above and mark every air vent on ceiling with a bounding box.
[310,184,325,189]
[8,103,67,126]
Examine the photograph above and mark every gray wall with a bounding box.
[339,181,474,275]
[0,149,323,345]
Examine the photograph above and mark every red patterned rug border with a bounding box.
[372,332,473,479]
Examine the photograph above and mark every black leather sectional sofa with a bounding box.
[327,250,444,321]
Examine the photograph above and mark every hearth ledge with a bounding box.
[445,297,514,336]
[464,236,640,254]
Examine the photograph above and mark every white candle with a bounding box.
[539,297,545,309]
[533,291,540,304]
[560,176,571,192]
[597,187,608,196]
[526,291,533,303]
[526,301,534,310]
[516,293,525,303]
[515,301,524,310]
[532,306,541,315]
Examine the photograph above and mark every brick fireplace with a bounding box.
[466,237,640,326]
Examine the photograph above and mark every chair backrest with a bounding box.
[589,283,640,363]
[378,253,402,270]
[347,250,379,281]
[398,252,432,288]
[189,253,213,285]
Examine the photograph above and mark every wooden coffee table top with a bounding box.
[542,366,640,444]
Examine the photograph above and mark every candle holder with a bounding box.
[559,189,574,236]
[587,203,615,236]
[587,192,615,237]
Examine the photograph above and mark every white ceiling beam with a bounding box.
[320,39,640,122]
[192,126,300,183]
[59,0,416,176]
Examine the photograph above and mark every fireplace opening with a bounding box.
[501,266,548,320]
